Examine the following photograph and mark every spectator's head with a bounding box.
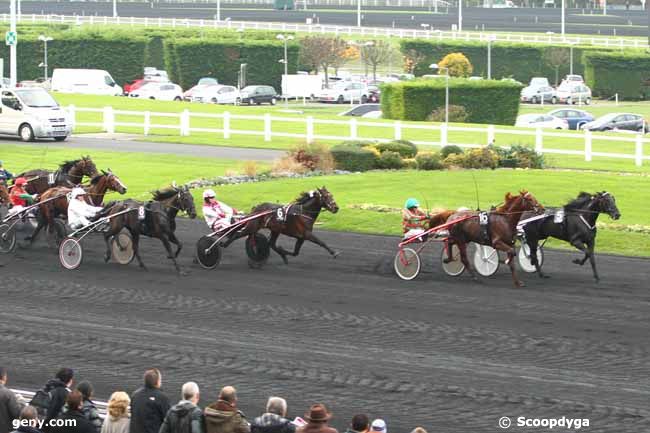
[76,381,93,400]
[304,403,331,424]
[143,368,161,389]
[107,391,130,420]
[19,406,38,421]
[66,390,83,411]
[182,382,200,405]
[370,419,387,433]
[351,414,370,432]
[410,428,427,433]
[266,397,287,417]
[0,367,7,384]
[219,386,237,404]
[56,368,74,387]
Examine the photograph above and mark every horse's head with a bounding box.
[100,169,128,195]
[594,191,621,220]
[80,156,99,178]
[504,190,543,214]
[177,186,197,219]
[317,186,339,214]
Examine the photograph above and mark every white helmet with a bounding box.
[70,187,87,199]
[202,189,216,199]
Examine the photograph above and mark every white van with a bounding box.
[51,68,123,96]
[0,88,72,141]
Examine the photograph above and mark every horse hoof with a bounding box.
[541,274,550,279]
[331,251,341,259]
[515,282,525,288]
[104,254,110,263]
[572,259,582,265]
[281,257,289,265]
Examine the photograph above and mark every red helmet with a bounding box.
[14,177,27,186]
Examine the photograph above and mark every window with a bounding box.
[614,115,626,123]
[104,75,115,87]
[1,91,18,108]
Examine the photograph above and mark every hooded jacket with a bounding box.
[43,379,70,429]
[203,400,249,433]
[159,400,204,433]
[129,386,171,433]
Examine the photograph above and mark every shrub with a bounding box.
[402,158,418,169]
[271,156,309,175]
[415,152,444,170]
[375,140,418,158]
[339,140,377,148]
[584,51,650,99]
[443,153,466,168]
[330,145,379,171]
[440,145,464,159]
[428,105,469,123]
[462,147,499,169]
[438,52,473,77]
[377,151,404,169]
[490,145,544,169]
[289,142,331,171]
[242,161,258,177]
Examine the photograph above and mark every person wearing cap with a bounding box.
[0,161,13,185]
[402,198,428,240]
[68,188,104,229]
[369,420,386,433]
[202,189,238,232]
[7,177,37,216]
[296,404,337,433]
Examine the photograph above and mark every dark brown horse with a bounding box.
[15,156,98,194]
[447,191,543,287]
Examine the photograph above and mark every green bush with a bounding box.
[415,152,444,170]
[440,145,464,159]
[330,145,378,172]
[490,145,544,169]
[376,151,404,169]
[375,140,418,158]
[402,158,418,169]
[339,140,377,148]
[462,147,499,169]
[584,51,650,100]
[428,105,469,123]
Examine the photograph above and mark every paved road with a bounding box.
[8,1,650,36]
[1,217,649,432]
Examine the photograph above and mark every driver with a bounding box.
[8,177,37,216]
[402,198,428,240]
[202,189,237,231]
[68,187,104,229]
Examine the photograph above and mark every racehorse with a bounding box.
[224,187,340,264]
[0,184,9,206]
[520,191,621,282]
[15,156,98,194]
[29,170,128,244]
[100,185,197,274]
[446,191,543,287]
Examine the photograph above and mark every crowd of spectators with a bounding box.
[0,367,427,433]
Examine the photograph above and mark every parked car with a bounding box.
[0,78,10,89]
[183,77,220,101]
[124,79,148,95]
[515,113,568,129]
[341,103,381,117]
[0,88,72,141]
[240,85,278,105]
[318,82,369,103]
[528,77,550,87]
[581,113,647,133]
[562,74,584,84]
[51,68,122,96]
[143,67,169,82]
[548,108,594,130]
[17,78,51,90]
[192,85,241,104]
[129,82,183,101]
[556,82,592,105]
[367,85,381,103]
[520,85,557,104]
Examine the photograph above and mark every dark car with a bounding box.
[582,113,648,133]
[240,85,278,105]
[548,108,594,130]
[368,85,380,103]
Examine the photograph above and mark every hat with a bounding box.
[203,189,216,199]
[14,177,26,186]
[70,187,87,199]
[371,419,387,433]
[304,404,331,422]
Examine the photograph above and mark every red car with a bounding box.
[124,79,150,95]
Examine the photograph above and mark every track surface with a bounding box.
[1,217,650,432]
[7,2,650,36]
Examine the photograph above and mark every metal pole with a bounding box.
[561,0,565,35]
[487,40,491,79]
[570,45,573,75]
[284,39,288,77]
[43,39,48,81]
[445,68,449,124]
[113,0,118,17]
[357,0,361,27]
[603,0,607,15]
[10,0,17,88]
[458,0,463,31]
[217,0,221,21]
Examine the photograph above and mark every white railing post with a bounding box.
[487,124,495,145]
[584,130,592,162]
[143,111,151,136]
[223,112,231,139]
[635,134,643,167]
[306,116,314,144]
[67,104,76,128]
[440,123,448,146]
[394,121,402,140]
[350,118,358,139]
[180,109,190,136]
[264,113,272,142]
[535,127,543,153]
[103,106,115,134]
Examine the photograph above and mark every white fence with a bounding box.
[69,105,649,167]
[11,389,108,418]
[2,14,648,48]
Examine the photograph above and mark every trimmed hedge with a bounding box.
[381,79,522,124]
[330,145,378,171]
[584,51,650,100]
[375,140,418,158]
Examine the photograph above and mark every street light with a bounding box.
[357,0,362,27]
[113,0,118,18]
[487,34,496,80]
[276,34,294,79]
[38,35,53,81]
[568,41,577,75]
[430,63,449,124]
[458,0,463,32]
[561,0,565,36]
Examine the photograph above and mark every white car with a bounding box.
[0,88,72,141]
[318,82,369,104]
[183,77,219,101]
[562,74,584,84]
[520,85,557,104]
[129,82,183,101]
[556,83,592,105]
[192,85,241,104]
[515,113,568,129]
[528,77,550,88]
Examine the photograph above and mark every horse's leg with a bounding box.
[570,238,589,266]
[586,239,599,282]
[168,231,182,258]
[27,215,45,243]
[159,234,182,274]
[456,240,477,281]
[493,239,523,287]
[131,230,147,270]
[290,238,305,256]
[303,230,340,258]
[268,231,289,265]
[103,223,121,263]
[527,238,548,279]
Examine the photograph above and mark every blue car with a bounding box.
[547,108,594,130]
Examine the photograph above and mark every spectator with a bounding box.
[75,382,102,433]
[9,406,42,433]
[34,368,73,431]
[49,391,94,433]
[410,428,426,433]
[100,392,130,433]
[368,420,385,433]
[1,367,24,433]
[250,397,295,433]
[159,382,204,433]
[204,386,249,433]
[343,415,368,433]
[130,369,170,433]
[0,162,13,184]
[296,404,337,433]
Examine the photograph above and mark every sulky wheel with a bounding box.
[518,243,544,273]
[196,235,222,270]
[111,231,135,265]
[472,244,500,277]
[0,223,17,254]
[245,233,270,269]
[394,247,421,281]
[441,243,465,277]
[59,238,83,270]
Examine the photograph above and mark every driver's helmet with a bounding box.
[202,189,216,200]
[70,187,87,200]
[405,198,420,209]
[14,177,27,187]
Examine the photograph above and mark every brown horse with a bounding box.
[15,156,98,194]
[0,184,9,206]
[447,191,543,287]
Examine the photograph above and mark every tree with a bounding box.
[299,36,348,86]
[438,52,473,77]
[359,40,394,81]
[403,49,425,74]
[544,47,570,86]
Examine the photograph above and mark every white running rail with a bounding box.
[10,389,108,418]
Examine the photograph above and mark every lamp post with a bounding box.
[487,34,496,80]
[9,0,17,87]
[113,0,118,17]
[458,0,463,32]
[276,34,294,78]
[357,0,362,27]
[38,35,53,82]
[430,63,449,124]
[569,41,576,75]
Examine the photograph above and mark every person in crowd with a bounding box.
[0,367,24,433]
[75,382,102,433]
[203,386,249,433]
[0,162,13,185]
[159,382,204,433]
[50,391,94,433]
[9,406,41,433]
[250,397,294,433]
[343,415,368,433]
[38,368,74,432]
[129,369,170,433]
[369,420,386,433]
[67,188,105,229]
[296,404,337,433]
[202,190,237,232]
[402,198,428,240]
[100,392,130,433]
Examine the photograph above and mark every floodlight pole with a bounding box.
[10,0,17,87]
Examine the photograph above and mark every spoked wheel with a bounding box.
[196,235,222,270]
[518,243,544,273]
[394,247,421,281]
[59,238,83,270]
[441,243,465,276]
[47,219,67,249]
[0,223,17,254]
[473,244,500,277]
[111,231,135,265]
[245,233,270,269]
